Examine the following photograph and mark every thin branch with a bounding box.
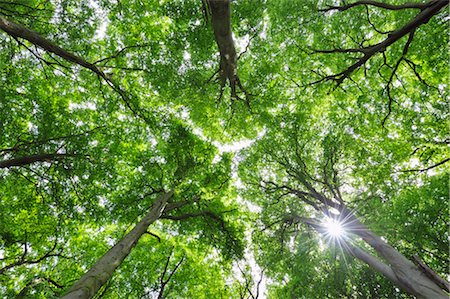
[93,44,151,65]
[144,231,161,243]
[381,29,414,126]
[157,248,185,299]
[0,240,62,275]
[401,158,449,173]
[319,1,430,12]
[0,126,105,154]
[311,0,448,86]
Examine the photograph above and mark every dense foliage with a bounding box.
[0,0,448,298]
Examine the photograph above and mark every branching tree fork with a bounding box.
[204,0,252,108]
[0,238,65,275]
[156,247,185,299]
[313,0,448,85]
[312,0,448,124]
[259,148,449,298]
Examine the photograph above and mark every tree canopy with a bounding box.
[0,0,448,298]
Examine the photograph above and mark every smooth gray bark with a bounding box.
[353,220,448,299]
[61,192,173,299]
[292,205,448,298]
[301,212,448,298]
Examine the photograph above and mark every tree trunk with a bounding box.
[300,211,448,298]
[209,0,237,89]
[207,0,248,103]
[353,221,448,299]
[61,191,173,299]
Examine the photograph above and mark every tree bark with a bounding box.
[61,191,173,299]
[412,254,450,292]
[301,213,448,298]
[313,0,448,85]
[345,241,403,288]
[0,16,103,77]
[0,153,73,168]
[353,221,448,299]
[207,0,248,103]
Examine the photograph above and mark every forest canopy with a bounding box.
[0,0,448,298]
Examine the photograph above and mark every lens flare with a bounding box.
[323,217,345,238]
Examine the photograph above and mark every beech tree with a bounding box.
[239,111,448,298]
[0,0,448,298]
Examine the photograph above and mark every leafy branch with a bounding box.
[0,16,151,122]
[0,239,65,275]
[311,0,447,86]
[319,1,430,12]
[156,247,185,299]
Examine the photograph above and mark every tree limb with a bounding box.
[0,240,62,275]
[0,126,105,154]
[157,248,185,299]
[312,0,448,86]
[401,157,449,173]
[207,0,251,107]
[0,16,147,120]
[0,153,78,168]
[319,1,430,12]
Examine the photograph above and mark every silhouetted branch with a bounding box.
[401,158,449,173]
[93,44,151,65]
[0,126,105,154]
[0,153,79,168]
[157,248,185,299]
[0,239,63,275]
[319,1,429,12]
[144,231,161,243]
[311,0,448,86]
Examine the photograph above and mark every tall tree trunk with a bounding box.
[61,191,173,299]
[302,210,448,298]
[207,0,249,104]
[352,219,448,299]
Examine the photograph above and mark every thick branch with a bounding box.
[312,0,448,86]
[0,16,103,76]
[296,215,447,298]
[345,242,403,287]
[0,153,76,168]
[207,0,251,106]
[352,221,448,298]
[0,16,145,119]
